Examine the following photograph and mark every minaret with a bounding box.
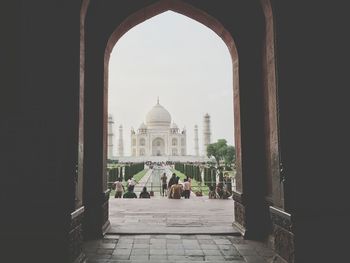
[107,115,114,159]
[203,113,211,156]
[118,125,124,157]
[194,125,199,156]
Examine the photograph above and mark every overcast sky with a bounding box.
[108,11,234,156]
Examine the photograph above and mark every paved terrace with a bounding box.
[83,234,279,263]
[83,167,281,262]
[108,197,237,235]
[83,186,280,262]
[109,164,238,234]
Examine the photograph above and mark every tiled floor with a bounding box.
[108,198,237,234]
[83,234,278,263]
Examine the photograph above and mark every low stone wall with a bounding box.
[232,190,246,234]
[101,190,111,235]
[69,207,86,263]
[269,206,294,263]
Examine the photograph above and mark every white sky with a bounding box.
[108,11,234,156]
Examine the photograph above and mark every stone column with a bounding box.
[194,125,199,156]
[118,124,124,156]
[203,113,211,156]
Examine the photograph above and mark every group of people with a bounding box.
[161,172,192,199]
[113,171,232,200]
[208,176,233,199]
[113,177,151,199]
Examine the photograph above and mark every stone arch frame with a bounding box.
[139,138,146,146]
[152,137,165,156]
[82,0,281,241]
[139,148,145,156]
[172,148,178,156]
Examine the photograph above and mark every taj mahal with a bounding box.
[108,99,212,162]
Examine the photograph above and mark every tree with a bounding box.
[207,139,235,168]
[224,145,235,168]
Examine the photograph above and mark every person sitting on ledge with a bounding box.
[169,177,183,199]
[139,186,151,199]
[208,185,217,199]
[123,185,137,199]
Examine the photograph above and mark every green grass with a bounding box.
[171,169,210,196]
[109,169,148,196]
[133,169,149,183]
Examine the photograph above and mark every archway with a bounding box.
[102,0,243,237]
[82,0,280,244]
[152,137,166,156]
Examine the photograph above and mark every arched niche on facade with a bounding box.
[152,137,165,156]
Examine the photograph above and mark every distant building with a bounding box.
[118,125,124,157]
[194,124,199,156]
[130,98,187,157]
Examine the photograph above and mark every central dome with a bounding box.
[145,100,171,127]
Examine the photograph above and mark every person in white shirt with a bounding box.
[183,178,191,199]
[128,177,136,191]
[186,175,192,190]
[114,178,124,198]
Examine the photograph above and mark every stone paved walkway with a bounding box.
[132,169,154,196]
[83,234,278,263]
[108,198,237,234]
[92,166,279,262]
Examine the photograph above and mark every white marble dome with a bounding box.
[131,99,188,157]
[145,101,171,126]
[139,122,147,129]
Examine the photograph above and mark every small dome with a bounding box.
[170,122,178,129]
[139,122,147,129]
[145,100,171,127]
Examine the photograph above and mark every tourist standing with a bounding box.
[128,177,136,191]
[114,178,124,198]
[168,173,176,189]
[186,175,192,191]
[161,172,168,196]
[167,173,177,196]
[183,178,191,199]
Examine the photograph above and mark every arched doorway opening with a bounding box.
[82,0,281,245]
[102,0,243,237]
[152,137,165,156]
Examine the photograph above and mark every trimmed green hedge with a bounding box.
[124,162,144,181]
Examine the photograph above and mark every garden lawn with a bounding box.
[133,169,149,183]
